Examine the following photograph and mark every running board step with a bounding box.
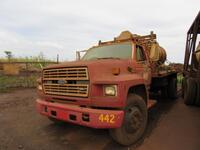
[147,99,157,109]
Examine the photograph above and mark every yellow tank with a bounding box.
[195,43,200,63]
[149,42,167,64]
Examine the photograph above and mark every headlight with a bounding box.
[104,85,117,96]
[37,85,43,91]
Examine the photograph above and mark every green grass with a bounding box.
[0,75,38,92]
[0,54,58,69]
[177,73,183,85]
[0,53,57,92]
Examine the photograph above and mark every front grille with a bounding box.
[43,67,89,97]
[43,67,88,80]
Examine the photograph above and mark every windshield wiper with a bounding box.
[97,57,121,60]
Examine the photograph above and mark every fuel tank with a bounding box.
[149,42,167,64]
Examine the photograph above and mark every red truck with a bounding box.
[36,31,177,145]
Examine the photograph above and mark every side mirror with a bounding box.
[76,50,87,60]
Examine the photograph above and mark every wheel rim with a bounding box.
[125,106,143,133]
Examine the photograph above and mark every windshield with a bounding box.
[82,42,132,60]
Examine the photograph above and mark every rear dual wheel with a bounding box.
[161,87,168,99]
[184,78,200,106]
[109,94,147,146]
[195,80,200,106]
[168,77,178,99]
[161,77,177,100]
[182,78,186,98]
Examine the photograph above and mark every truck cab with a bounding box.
[36,31,177,145]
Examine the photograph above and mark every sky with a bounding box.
[0,0,199,62]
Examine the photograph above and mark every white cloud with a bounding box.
[0,0,199,62]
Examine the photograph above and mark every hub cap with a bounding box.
[125,106,143,133]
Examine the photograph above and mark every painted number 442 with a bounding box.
[98,114,115,124]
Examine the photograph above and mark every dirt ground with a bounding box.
[0,89,200,150]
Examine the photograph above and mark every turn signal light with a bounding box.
[112,68,120,75]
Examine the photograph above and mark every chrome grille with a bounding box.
[43,67,88,80]
[43,67,89,97]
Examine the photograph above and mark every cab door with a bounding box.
[134,45,151,86]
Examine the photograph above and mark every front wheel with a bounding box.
[109,94,147,146]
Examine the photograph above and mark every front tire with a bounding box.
[109,94,147,146]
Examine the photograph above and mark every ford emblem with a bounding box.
[58,80,66,85]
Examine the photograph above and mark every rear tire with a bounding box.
[168,77,177,99]
[109,94,147,146]
[182,78,186,98]
[184,78,197,105]
[195,81,200,106]
[161,87,168,99]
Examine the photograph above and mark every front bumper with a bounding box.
[36,99,124,128]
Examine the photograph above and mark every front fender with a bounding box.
[91,74,146,108]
